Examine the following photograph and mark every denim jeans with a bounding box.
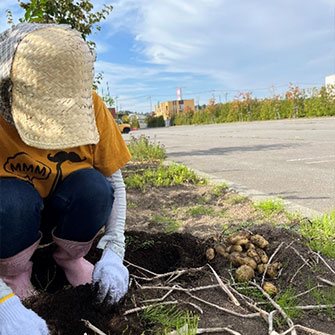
[0,168,114,258]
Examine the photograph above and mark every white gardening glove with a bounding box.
[0,295,49,335]
[92,248,129,305]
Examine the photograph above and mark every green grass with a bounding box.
[186,205,214,216]
[255,198,284,217]
[222,221,255,236]
[275,286,303,323]
[127,134,167,162]
[227,195,248,204]
[300,211,335,258]
[125,235,155,250]
[125,162,207,191]
[211,183,229,197]
[151,213,181,234]
[307,278,335,319]
[139,305,199,334]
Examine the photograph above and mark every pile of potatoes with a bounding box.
[206,231,282,290]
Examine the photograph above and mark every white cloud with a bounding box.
[105,0,333,89]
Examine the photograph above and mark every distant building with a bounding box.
[325,74,335,87]
[155,99,195,121]
[325,75,335,95]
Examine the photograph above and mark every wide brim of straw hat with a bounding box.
[10,26,99,149]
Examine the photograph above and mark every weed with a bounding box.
[186,205,214,216]
[275,286,303,323]
[196,196,210,204]
[222,221,255,236]
[125,162,207,191]
[255,198,284,217]
[125,235,155,251]
[139,305,199,334]
[151,213,180,234]
[127,135,166,162]
[211,183,229,197]
[127,201,138,209]
[227,195,248,204]
[300,211,335,258]
[308,283,335,319]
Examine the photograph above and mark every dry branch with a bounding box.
[207,264,240,306]
[251,282,297,335]
[280,325,332,335]
[313,252,335,275]
[261,242,284,286]
[185,291,260,319]
[123,300,178,316]
[81,319,106,335]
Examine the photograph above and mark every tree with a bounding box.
[8,0,113,48]
[7,0,114,90]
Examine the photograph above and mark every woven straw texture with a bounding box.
[0,23,66,125]
[10,26,99,149]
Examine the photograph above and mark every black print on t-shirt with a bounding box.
[4,152,51,182]
[47,151,86,196]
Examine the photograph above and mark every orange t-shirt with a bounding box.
[0,91,131,198]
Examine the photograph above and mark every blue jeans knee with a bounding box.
[0,178,42,258]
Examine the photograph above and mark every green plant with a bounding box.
[127,135,167,162]
[127,201,138,209]
[125,235,155,251]
[211,183,229,197]
[307,277,335,318]
[124,162,207,191]
[275,286,303,323]
[186,205,214,216]
[300,211,335,258]
[15,0,113,48]
[222,221,255,235]
[255,198,284,217]
[227,195,248,204]
[151,213,180,234]
[139,305,199,334]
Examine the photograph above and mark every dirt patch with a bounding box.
[23,163,335,335]
[26,225,335,335]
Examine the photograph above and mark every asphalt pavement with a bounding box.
[124,117,335,217]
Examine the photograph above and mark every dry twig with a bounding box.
[317,276,335,287]
[312,252,335,275]
[197,327,242,334]
[251,282,297,335]
[81,319,107,335]
[123,300,178,316]
[280,325,332,335]
[261,242,284,286]
[207,264,240,306]
[185,291,260,319]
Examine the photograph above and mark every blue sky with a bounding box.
[1,0,334,114]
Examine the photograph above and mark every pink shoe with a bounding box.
[0,234,42,300]
[52,230,94,287]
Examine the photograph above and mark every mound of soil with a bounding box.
[26,223,335,335]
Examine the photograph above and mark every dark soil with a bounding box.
[23,163,335,335]
[26,224,335,335]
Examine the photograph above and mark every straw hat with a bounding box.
[0,23,99,149]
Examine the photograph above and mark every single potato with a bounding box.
[235,265,255,282]
[250,234,269,249]
[262,282,278,296]
[227,232,250,245]
[206,248,215,261]
[230,253,257,269]
[246,249,261,264]
[266,262,282,278]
